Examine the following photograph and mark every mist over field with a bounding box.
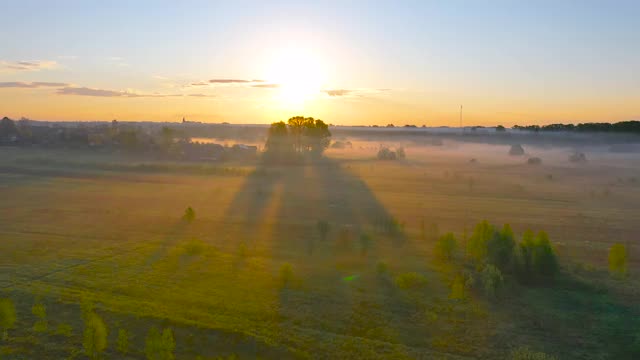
[1,118,639,359]
[2,1,640,358]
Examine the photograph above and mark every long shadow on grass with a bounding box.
[496,270,640,359]
[220,157,460,358]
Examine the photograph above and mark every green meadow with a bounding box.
[0,143,639,359]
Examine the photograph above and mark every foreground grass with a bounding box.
[0,147,638,359]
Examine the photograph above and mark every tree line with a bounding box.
[512,120,640,134]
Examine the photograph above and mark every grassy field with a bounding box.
[0,143,639,359]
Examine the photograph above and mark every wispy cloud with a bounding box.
[56,86,213,98]
[0,60,58,73]
[0,81,69,88]
[251,83,279,88]
[322,88,391,98]
[323,89,352,97]
[209,79,264,84]
[188,79,269,88]
[188,93,216,98]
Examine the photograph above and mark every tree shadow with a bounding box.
[219,157,461,357]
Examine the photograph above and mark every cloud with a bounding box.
[0,60,58,73]
[0,81,69,88]
[188,93,216,98]
[208,79,260,83]
[57,87,138,97]
[322,88,392,98]
[56,86,213,99]
[323,89,352,97]
[251,83,280,88]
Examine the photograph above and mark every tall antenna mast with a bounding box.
[459,105,463,130]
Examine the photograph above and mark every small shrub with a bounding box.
[317,220,330,241]
[515,230,558,284]
[467,220,494,263]
[487,224,515,271]
[510,346,557,360]
[527,157,542,165]
[532,231,558,280]
[482,264,504,298]
[377,147,397,160]
[569,152,587,163]
[182,206,195,223]
[396,147,406,159]
[395,272,427,290]
[117,328,130,354]
[32,302,47,333]
[435,232,457,261]
[0,298,17,340]
[608,243,628,278]
[449,275,466,300]
[376,262,388,276]
[83,312,108,360]
[145,327,175,360]
[56,323,73,337]
[182,237,206,256]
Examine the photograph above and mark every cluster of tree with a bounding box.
[0,117,257,161]
[434,221,561,299]
[263,116,331,163]
[376,146,406,160]
[513,121,640,134]
[0,297,177,359]
[466,221,559,286]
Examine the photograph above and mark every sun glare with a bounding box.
[265,48,325,109]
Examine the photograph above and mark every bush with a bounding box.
[527,157,542,165]
[182,237,206,256]
[145,327,175,360]
[435,232,457,261]
[182,206,195,223]
[532,231,558,280]
[482,264,504,298]
[608,243,628,278]
[83,312,108,360]
[569,152,587,163]
[0,298,16,340]
[395,272,427,290]
[515,230,558,284]
[32,302,47,333]
[377,147,397,160]
[117,328,130,354]
[56,323,73,337]
[467,220,494,263]
[396,147,406,159]
[449,275,466,300]
[510,346,557,359]
[376,261,389,276]
[487,224,515,271]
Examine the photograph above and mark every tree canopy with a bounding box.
[263,116,331,162]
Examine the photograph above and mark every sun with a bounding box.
[265,48,325,109]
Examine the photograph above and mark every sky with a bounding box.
[0,0,638,126]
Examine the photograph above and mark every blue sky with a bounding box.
[0,0,638,124]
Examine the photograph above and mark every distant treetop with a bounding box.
[513,121,640,134]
